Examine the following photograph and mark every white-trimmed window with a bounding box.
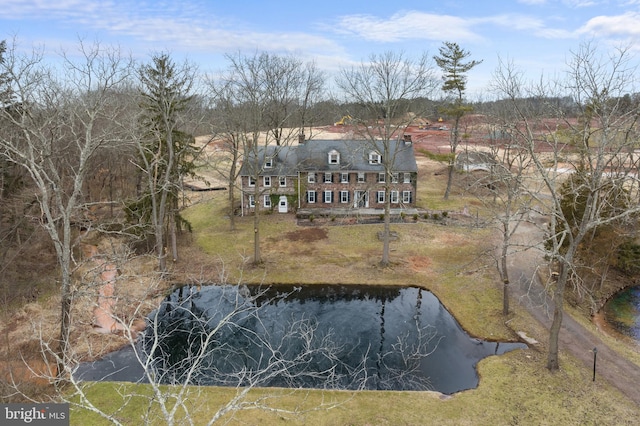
[391,173,399,183]
[248,195,255,207]
[357,172,365,183]
[264,195,271,208]
[402,191,412,203]
[369,151,381,164]
[279,176,286,187]
[340,172,349,183]
[403,173,411,183]
[377,191,385,203]
[324,190,333,203]
[263,176,271,187]
[264,157,273,168]
[307,190,316,203]
[324,172,333,183]
[248,176,256,187]
[328,150,340,165]
[308,173,316,183]
[378,172,385,183]
[391,190,399,204]
[340,190,349,203]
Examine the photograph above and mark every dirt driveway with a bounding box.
[509,215,640,406]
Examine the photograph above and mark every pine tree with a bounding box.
[132,54,197,271]
[434,42,482,199]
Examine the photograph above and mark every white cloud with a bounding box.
[517,0,548,5]
[330,10,579,44]
[0,0,344,57]
[478,14,546,32]
[518,0,604,8]
[578,12,640,37]
[331,11,481,42]
[474,14,574,39]
[563,0,600,7]
[0,0,106,19]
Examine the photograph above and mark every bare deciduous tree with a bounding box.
[336,50,437,266]
[216,52,325,264]
[0,38,133,375]
[492,42,640,370]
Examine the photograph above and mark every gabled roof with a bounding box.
[239,139,417,176]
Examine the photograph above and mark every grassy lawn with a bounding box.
[71,182,640,424]
[73,349,637,425]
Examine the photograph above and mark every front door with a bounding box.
[354,191,368,208]
[278,196,288,213]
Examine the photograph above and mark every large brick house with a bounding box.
[239,138,418,215]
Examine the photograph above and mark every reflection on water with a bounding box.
[76,284,526,394]
[604,286,640,340]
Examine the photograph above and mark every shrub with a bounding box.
[309,214,315,222]
[617,241,640,274]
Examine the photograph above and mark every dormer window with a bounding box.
[264,157,273,168]
[328,150,340,165]
[368,151,381,164]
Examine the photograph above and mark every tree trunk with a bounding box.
[547,261,567,370]
[444,115,463,200]
[228,185,236,231]
[155,221,166,273]
[54,217,74,380]
[57,285,72,379]
[502,278,510,316]
[443,163,454,200]
[228,159,237,231]
[501,225,510,315]
[169,211,178,263]
[253,212,260,265]
[381,185,391,267]
[547,295,563,370]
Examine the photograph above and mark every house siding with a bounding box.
[300,171,416,209]
[241,175,298,213]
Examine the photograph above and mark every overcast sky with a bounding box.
[2,0,640,97]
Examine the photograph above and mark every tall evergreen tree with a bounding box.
[434,42,482,199]
[132,53,197,272]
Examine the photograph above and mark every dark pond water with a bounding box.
[75,284,526,394]
[604,286,640,340]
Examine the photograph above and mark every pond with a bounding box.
[75,284,526,394]
[604,286,640,341]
